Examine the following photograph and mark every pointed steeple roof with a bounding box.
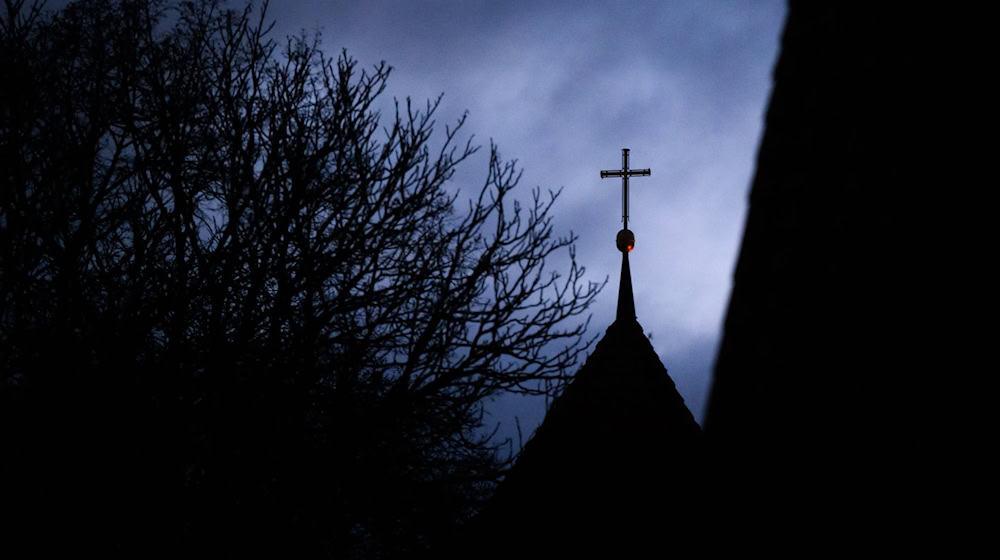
[501,250,701,476]
[471,250,703,554]
[616,251,636,324]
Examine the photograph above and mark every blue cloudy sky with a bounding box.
[269,1,787,435]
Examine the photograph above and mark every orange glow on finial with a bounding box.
[616,229,635,253]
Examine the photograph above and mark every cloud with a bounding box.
[268,0,786,436]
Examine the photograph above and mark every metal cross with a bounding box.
[600,148,650,230]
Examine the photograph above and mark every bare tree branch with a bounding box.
[1,0,603,555]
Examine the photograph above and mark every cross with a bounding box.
[600,148,650,230]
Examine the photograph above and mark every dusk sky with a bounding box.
[267,1,787,436]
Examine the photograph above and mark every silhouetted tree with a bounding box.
[0,0,601,556]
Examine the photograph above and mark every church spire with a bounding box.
[616,250,636,324]
[601,147,649,325]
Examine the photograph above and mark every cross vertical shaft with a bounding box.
[600,148,651,230]
[622,149,630,229]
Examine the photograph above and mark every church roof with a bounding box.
[511,253,699,468]
[472,250,702,552]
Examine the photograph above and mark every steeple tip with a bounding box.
[615,250,637,325]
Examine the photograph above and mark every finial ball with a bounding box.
[616,229,635,253]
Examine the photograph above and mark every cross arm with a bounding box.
[601,169,651,178]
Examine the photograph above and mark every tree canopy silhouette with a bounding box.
[1,0,601,555]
